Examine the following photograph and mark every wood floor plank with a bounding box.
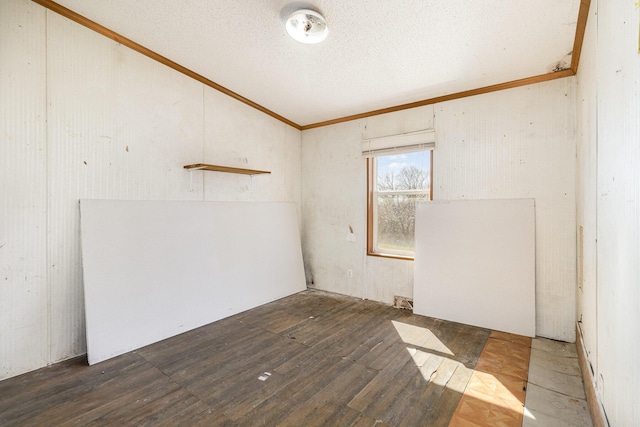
[141,325,267,377]
[377,363,437,426]
[82,386,201,426]
[398,315,490,368]
[416,351,445,384]
[232,352,344,419]
[248,355,374,416]
[135,315,253,364]
[233,352,356,424]
[0,357,87,417]
[348,349,415,413]
[162,328,284,384]
[158,408,238,427]
[0,290,495,427]
[362,339,410,372]
[304,361,379,407]
[258,311,314,334]
[277,299,364,345]
[278,402,371,427]
[364,365,429,425]
[0,353,148,425]
[447,326,492,368]
[185,337,307,404]
[312,305,398,358]
[397,358,469,427]
[15,359,171,426]
[232,294,320,333]
[422,363,474,427]
[345,326,400,364]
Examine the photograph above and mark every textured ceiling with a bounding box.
[51,0,581,127]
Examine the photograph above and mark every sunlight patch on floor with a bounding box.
[392,320,454,355]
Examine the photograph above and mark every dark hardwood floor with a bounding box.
[0,289,491,426]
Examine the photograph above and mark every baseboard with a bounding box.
[575,323,609,427]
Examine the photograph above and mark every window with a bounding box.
[365,135,433,259]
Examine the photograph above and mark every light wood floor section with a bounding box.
[1,290,506,426]
[450,331,532,426]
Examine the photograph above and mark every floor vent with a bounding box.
[393,296,413,311]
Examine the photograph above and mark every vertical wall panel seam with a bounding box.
[201,84,205,200]
[593,0,600,399]
[44,7,52,367]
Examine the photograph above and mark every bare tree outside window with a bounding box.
[373,151,431,255]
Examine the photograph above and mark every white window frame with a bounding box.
[362,130,435,260]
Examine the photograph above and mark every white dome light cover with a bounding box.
[286,9,328,44]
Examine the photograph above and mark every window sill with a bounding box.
[367,252,414,261]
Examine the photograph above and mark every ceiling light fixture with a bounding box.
[286,9,328,44]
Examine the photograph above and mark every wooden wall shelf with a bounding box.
[183,164,271,175]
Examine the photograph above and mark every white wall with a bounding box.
[0,0,48,380]
[0,0,301,380]
[435,79,577,342]
[301,106,434,303]
[302,78,577,342]
[576,0,640,424]
[575,0,599,392]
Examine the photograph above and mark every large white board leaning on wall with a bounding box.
[413,199,536,337]
[80,200,306,365]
